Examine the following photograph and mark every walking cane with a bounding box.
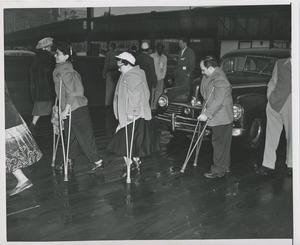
[180,86,215,173]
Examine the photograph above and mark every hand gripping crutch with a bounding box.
[180,86,215,173]
[125,116,136,184]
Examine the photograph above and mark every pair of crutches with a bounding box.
[180,86,215,173]
[124,115,136,184]
[51,77,72,182]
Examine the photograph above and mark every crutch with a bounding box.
[180,86,215,173]
[52,77,72,181]
[125,115,136,184]
[51,98,61,168]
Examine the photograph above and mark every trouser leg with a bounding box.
[65,106,101,163]
[262,103,283,169]
[151,79,164,109]
[281,95,292,168]
[211,123,233,174]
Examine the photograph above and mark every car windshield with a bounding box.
[221,55,277,75]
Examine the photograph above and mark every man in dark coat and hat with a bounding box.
[135,41,157,106]
[29,37,55,135]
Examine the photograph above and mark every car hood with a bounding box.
[165,86,190,103]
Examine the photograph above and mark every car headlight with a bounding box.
[190,97,202,107]
[233,104,244,121]
[184,107,191,115]
[158,95,168,107]
[191,97,197,107]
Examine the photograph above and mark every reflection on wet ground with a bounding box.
[6,106,293,241]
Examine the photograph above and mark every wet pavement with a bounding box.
[6,106,293,242]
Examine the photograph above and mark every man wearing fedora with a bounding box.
[29,37,55,136]
[135,42,157,107]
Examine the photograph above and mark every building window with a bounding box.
[238,41,252,49]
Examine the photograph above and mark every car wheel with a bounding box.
[245,117,265,150]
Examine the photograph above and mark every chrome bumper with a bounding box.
[156,113,246,137]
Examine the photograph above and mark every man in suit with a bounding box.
[175,38,195,87]
[198,56,234,179]
[256,57,292,176]
[150,42,167,110]
[135,42,157,106]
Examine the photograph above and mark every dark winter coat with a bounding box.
[135,52,157,90]
[5,83,23,129]
[30,49,55,102]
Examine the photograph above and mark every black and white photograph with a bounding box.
[1,1,299,245]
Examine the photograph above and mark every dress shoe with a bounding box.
[9,180,33,196]
[204,171,225,179]
[256,166,273,176]
[86,160,105,174]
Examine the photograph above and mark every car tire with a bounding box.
[243,117,266,151]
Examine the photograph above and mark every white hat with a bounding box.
[141,42,149,50]
[36,37,53,49]
[115,52,135,65]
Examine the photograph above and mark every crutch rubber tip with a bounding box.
[180,169,185,173]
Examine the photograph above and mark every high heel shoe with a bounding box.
[55,159,74,171]
[86,159,105,174]
[133,159,142,172]
[120,160,138,178]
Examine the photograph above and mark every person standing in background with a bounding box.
[256,57,292,176]
[102,42,119,107]
[135,42,157,106]
[5,83,43,196]
[150,42,167,110]
[174,37,195,87]
[130,45,139,59]
[29,37,55,136]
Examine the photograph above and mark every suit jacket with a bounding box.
[175,47,195,87]
[200,67,233,127]
[135,52,157,89]
[113,66,152,131]
[267,58,291,113]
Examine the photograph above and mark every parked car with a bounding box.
[156,48,290,150]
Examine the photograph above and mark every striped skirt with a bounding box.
[6,119,43,173]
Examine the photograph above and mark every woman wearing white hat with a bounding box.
[107,52,160,178]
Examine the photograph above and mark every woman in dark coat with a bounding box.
[5,83,43,196]
[29,37,55,135]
